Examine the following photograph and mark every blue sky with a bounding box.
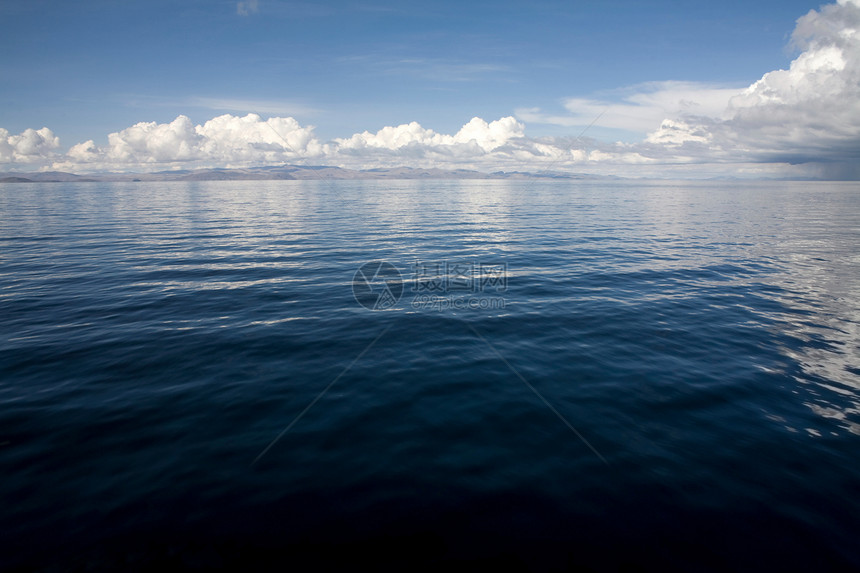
[2,0,859,178]
[0,0,815,140]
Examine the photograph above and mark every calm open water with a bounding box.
[1,179,859,571]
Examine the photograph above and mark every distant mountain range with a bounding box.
[0,165,622,183]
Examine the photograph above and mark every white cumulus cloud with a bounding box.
[0,127,60,164]
[335,116,523,153]
[50,114,325,172]
[516,0,860,178]
[106,115,202,164]
[3,0,859,179]
[641,0,860,176]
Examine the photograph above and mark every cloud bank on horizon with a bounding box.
[2,0,859,179]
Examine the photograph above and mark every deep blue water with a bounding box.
[1,179,859,571]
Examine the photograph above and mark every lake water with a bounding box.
[1,179,859,570]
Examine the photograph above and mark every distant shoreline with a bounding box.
[0,165,625,183]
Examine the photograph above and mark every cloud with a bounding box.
[640,0,860,175]
[519,81,744,134]
[328,116,549,170]
[0,127,60,165]
[105,115,202,164]
[726,0,860,154]
[50,114,325,172]
[3,0,859,179]
[34,114,584,173]
[335,116,524,153]
[516,0,860,177]
[196,113,323,163]
[237,0,258,16]
[0,111,832,179]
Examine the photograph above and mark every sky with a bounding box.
[1,0,859,179]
